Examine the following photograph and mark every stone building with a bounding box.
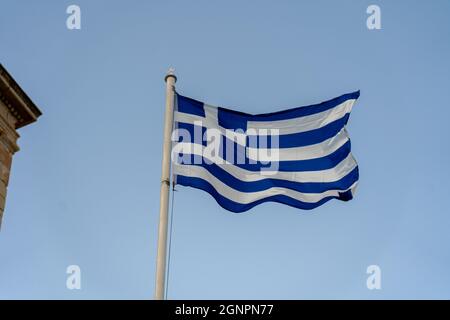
[0,64,42,227]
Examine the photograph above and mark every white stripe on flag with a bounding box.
[174,164,358,204]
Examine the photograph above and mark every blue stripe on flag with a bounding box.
[177,163,359,194]
[176,116,351,148]
[175,175,354,213]
[176,140,352,172]
[177,90,359,121]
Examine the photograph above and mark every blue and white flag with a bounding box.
[172,91,360,213]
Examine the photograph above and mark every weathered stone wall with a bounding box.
[0,98,20,226]
[0,64,41,228]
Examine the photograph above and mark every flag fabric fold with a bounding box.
[172,91,360,213]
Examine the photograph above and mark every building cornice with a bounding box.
[0,64,42,129]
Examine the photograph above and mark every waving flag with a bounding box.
[172,91,360,213]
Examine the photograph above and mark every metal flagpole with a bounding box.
[154,68,177,300]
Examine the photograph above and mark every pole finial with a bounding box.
[164,67,177,83]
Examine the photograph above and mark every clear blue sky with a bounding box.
[1,0,450,299]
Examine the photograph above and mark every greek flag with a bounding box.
[172,91,360,213]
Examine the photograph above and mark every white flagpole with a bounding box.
[154,68,177,300]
